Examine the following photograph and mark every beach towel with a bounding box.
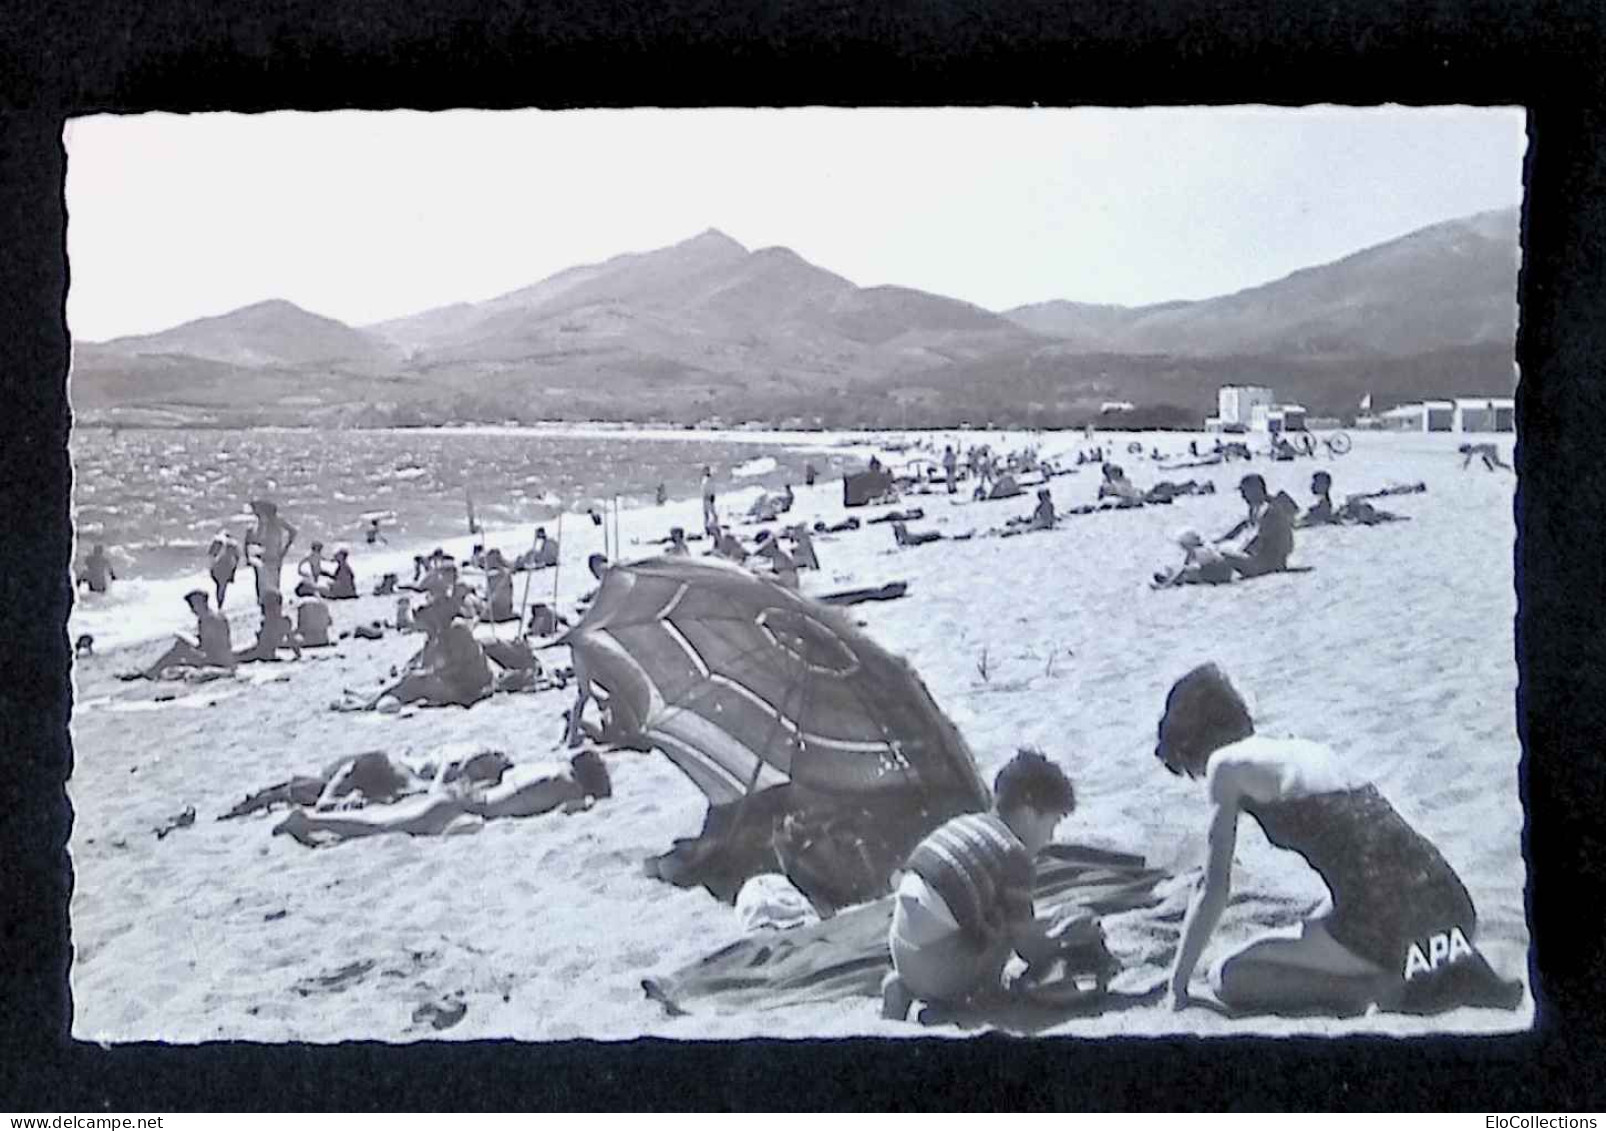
[816,582,909,606]
[642,843,1180,1029]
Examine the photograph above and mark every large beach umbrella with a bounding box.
[558,557,990,811]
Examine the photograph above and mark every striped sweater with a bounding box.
[904,812,1034,943]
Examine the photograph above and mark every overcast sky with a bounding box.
[64,107,1526,341]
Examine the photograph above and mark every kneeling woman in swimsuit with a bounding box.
[1156,663,1523,1017]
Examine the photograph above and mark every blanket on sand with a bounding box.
[642,843,1187,1030]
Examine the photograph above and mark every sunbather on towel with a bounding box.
[881,748,1092,1021]
[1155,664,1524,1017]
[271,750,613,846]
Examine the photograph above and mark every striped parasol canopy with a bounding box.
[558,557,990,809]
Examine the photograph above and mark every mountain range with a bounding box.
[70,208,1521,429]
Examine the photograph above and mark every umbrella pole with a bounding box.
[551,512,564,609]
[514,525,539,643]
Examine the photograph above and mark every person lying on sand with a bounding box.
[122,590,236,680]
[1155,663,1525,1017]
[1459,442,1513,471]
[1299,472,1407,528]
[269,750,613,847]
[319,548,358,600]
[1153,529,1235,588]
[813,517,861,535]
[866,507,924,525]
[234,591,304,664]
[881,748,1100,1021]
[1220,476,1299,578]
[891,520,944,548]
[1143,479,1214,504]
[77,543,117,594]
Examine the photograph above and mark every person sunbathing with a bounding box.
[1153,529,1235,588]
[753,537,800,589]
[881,748,1093,1021]
[664,526,690,556]
[1299,471,1339,526]
[517,527,560,569]
[1143,479,1213,503]
[77,543,117,594]
[786,525,820,570]
[891,520,944,547]
[481,564,517,622]
[813,517,861,535]
[294,541,330,598]
[1097,464,1145,506]
[1155,664,1525,1017]
[317,548,358,599]
[526,602,570,638]
[271,750,613,846]
[234,591,304,663]
[295,597,334,648]
[124,590,236,679]
[367,601,493,709]
[1029,488,1057,530]
[1460,442,1513,471]
[1218,475,1298,577]
[711,527,748,562]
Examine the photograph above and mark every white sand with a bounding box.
[67,428,1531,1042]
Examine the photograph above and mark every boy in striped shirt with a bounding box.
[881,748,1079,1020]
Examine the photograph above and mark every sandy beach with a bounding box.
[66,427,1530,1042]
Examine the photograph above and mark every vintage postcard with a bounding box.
[63,106,1529,1041]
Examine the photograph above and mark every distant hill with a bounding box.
[1003,208,1520,360]
[71,210,1520,429]
[96,299,396,368]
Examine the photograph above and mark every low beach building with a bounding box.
[1375,399,1465,432]
[1208,385,1274,432]
[1453,397,1516,433]
[1248,402,1307,434]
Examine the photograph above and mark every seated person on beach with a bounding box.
[367,600,494,710]
[1270,435,1300,461]
[881,748,1087,1021]
[1097,464,1145,506]
[235,590,304,663]
[1029,489,1056,529]
[1220,476,1299,578]
[753,537,800,589]
[1154,529,1236,588]
[892,520,943,548]
[1155,664,1524,1016]
[517,527,560,569]
[711,526,748,562]
[786,525,820,570]
[1459,442,1512,471]
[527,602,570,638]
[665,526,690,556]
[296,597,334,647]
[271,749,614,847]
[295,542,330,597]
[481,563,517,622]
[126,590,237,680]
[77,543,118,594]
[1300,471,1339,526]
[319,548,358,599]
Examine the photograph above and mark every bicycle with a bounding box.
[1293,430,1352,458]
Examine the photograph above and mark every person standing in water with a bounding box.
[364,516,388,546]
[701,466,717,533]
[77,544,117,594]
[245,499,297,610]
[1155,663,1524,1017]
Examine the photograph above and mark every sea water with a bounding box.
[68,424,871,649]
